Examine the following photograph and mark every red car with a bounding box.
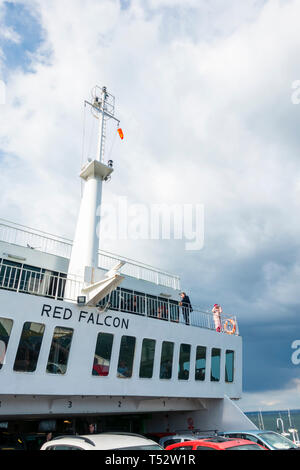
[165,437,267,451]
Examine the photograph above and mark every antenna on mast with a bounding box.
[84,86,120,165]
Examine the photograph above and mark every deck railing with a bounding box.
[0,219,180,290]
[0,262,239,335]
[0,261,81,302]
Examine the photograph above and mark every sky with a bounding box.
[0,0,300,412]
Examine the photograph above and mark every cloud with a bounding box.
[240,378,300,412]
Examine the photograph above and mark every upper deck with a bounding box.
[0,218,239,335]
[0,219,180,290]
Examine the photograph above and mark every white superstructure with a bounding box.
[0,87,256,438]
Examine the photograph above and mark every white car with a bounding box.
[40,432,164,450]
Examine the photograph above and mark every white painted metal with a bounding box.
[0,222,181,289]
[0,289,242,400]
[0,86,250,433]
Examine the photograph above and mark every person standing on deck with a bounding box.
[179,292,193,325]
[212,303,222,332]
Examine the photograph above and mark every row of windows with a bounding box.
[0,318,72,374]
[0,317,235,382]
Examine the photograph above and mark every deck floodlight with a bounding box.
[77,296,86,306]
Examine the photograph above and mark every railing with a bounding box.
[0,262,82,302]
[0,219,180,290]
[105,290,239,335]
[0,264,239,335]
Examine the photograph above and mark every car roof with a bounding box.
[42,433,161,450]
[160,433,202,441]
[219,430,273,436]
[167,437,261,449]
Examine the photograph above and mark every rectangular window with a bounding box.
[159,341,174,379]
[14,322,45,372]
[92,333,114,377]
[110,288,120,311]
[117,335,136,378]
[225,350,234,383]
[147,295,158,318]
[157,297,169,320]
[178,344,191,380]
[195,346,206,381]
[43,271,67,300]
[211,348,221,382]
[133,292,145,315]
[19,265,42,294]
[169,300,179,322]
[47,327,73,375]
[0,318,13,370]
[120,289,134,313]
[0,260,21,290]
[139,338,156,378]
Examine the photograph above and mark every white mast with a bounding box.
[66,87,124,304]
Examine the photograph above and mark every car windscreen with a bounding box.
[258,432,297,450]
[226,444,265,450]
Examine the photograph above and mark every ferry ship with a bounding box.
[0,86,256,441]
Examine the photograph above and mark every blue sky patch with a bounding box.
[0,1,44,75]
[120,0,131,11]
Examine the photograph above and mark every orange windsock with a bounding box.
[117,128,124,140]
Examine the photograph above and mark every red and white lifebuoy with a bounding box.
[223,319,236,335]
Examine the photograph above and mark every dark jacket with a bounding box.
[181,295,193,311]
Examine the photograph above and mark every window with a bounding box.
[42,271,67,300]
[19,265,43,294]
[157,297,168,320]
[139,338,156,378]
[178,344,191,380]
[169,300,179,322]
[47,327,73,374]
[244,434,259,443]
[0,260,21,290]
[109,288,120,311]
[14,322,45,372]
[228,444,265,450]
[92,333,114,376]
[195,346,206,381]
[211,348,221,382]
[225,350,234,383]
[120,289,134,313]
[134,292,146,315]
[173,445,194,450]
[196,446,215,450]
[164,439,181,448]
[147,295,158,318]
[117,335,136,378]
[47,445,83,450]
[159,341,174,379]
[0,317,13,370]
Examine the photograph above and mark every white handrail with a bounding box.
[0,219,180,290]
[0,262,239,335]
